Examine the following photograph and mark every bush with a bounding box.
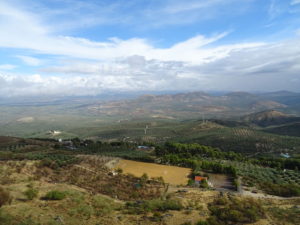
[187,179,194,186]
[69,204,94,219]
[0,209,13,224]
[24,188,38,200]
[181,221,192,225]
[258,182,300,197]
[200,179,209,189]
[126,198,183,213]
[92,195,120,216]
[0,187,12,207]
[197,221,209,225]
[268,206,300,224]
[181,222,192,225]
[201,196,265,225]
[42,190,66,200]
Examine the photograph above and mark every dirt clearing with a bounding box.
[208,173,235,191]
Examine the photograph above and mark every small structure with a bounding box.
[62,140,77,150]
[47,130,62,136]
[137,145,151,150]
[280,153,290,158]
[108,171,118,176]
[194,176,207,185]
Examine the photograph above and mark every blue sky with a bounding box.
[0,0,300,97]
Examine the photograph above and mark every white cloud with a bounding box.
[291,0,300,5]
[0,64,17,70]
[16,55,41,66]
[163,0,228,14]
[0,0,300,97]
[1,37,299,97]
[0,1,264,66]
[0,2,264,64]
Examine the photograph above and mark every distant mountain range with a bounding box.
[86,91,300,119]
[1,90,300,138]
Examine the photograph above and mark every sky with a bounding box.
[0,0,300,97]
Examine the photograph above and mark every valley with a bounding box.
[1,91,300,225]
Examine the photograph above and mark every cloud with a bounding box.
[0,0,300,97]
[0,64,17,70]
[291,0,300,5]
[16,55,41,66]
[163,0,238,14]
[0,3,263,64]
[1,37,299,97]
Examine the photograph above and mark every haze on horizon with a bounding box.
[0,0,300,98]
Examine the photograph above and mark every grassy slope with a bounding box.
[1,160,299,225]
[263,122,300,137]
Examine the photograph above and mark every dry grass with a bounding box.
[115,159,191,185]
[1,159,300,225]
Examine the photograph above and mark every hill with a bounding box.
[259,91,300,113]
[242,110,300,127]
[1,91,300,139]
[264,122,300,137]
[0,136,300,225]
[87,91,287,120]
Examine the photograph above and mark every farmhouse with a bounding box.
[47,130,62,135]
[137,145,153,150]
[194,176,207,184]
[280,153,290,158]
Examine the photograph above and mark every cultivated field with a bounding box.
[115,159,191,185]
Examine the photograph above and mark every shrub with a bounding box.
[0,209,13,224]
[258,182,300,197]
[187,179,194,186]
[141,173,149,180]
[0,187,12,207]
[126,198,183,213]
[201,196,265,225]
[200,179,209,189]
[43,190,66,200]
[196,221,209,225]
[268,207,300,224]
[24,188,38,200]
[116,168,123,173]
[181,222,192,225]
[92,195,120,216]
[151,211,163,222]
[69,204,94,219]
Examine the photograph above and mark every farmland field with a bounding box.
[115,159,191,185]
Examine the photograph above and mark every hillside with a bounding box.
[0,136,300,225]
[260,91,300,106]
[87,91,287,119]
[242,110,300,126]
[264,122,300,137]
[2,91,300,138]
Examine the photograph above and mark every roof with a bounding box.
[280,153,290,158]
[194,176,207,182]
